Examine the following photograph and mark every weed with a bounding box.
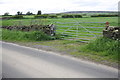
[81,37,119,61]
[2,29,53,41]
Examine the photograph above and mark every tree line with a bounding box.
[3,10,42,16]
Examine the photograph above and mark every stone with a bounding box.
[103,26,120,40]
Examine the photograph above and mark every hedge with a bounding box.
[62,15,74,18]
[91,14,118,17]
[62,14,82,18]
[34,15,48,18]
[74,15,82,18]
[12,15,23,19]
[48,15,57,18]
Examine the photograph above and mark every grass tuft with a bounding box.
[82,37,119,61]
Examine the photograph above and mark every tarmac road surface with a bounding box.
[1,41,118,78]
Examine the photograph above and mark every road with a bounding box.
[1,41,118,78]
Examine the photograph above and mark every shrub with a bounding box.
[2,15,12,16]
[34,15,48,18]
[62,14,82,18]
[91,14,118,17]
[74,15,82,18]
[62,15,74,18]
[48,15,57,18]
[12,15,23,19]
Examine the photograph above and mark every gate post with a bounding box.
[105,22,109,30]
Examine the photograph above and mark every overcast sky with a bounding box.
[0,0,119,15]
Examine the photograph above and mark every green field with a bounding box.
[2,17,118,26]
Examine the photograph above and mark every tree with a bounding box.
[26,11,33,15]
[37,10,42,15]
[4,12,9,16]
[17,11,22,15]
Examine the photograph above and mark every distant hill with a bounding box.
[62,11,118,14]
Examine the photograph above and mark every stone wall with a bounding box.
[2,24,56,36]
[103,26,120,40]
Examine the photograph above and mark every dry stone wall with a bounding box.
[103,26,120,40]
[2,24,56,36]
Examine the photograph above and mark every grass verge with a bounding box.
[16,37,119,68]
[2,29,61,42]
[81,37,119,63]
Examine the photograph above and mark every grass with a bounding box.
[81,37,119,62]
[2,17,118,40]
[2,29,61,41]
[2,17,118,27]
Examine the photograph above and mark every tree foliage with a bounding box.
[17,11,22,15]
[4,12,9,16]
[26,11,33,15]
[37,10,42,15]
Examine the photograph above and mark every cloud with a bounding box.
[0,0,119,15]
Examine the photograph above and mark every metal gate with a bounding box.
[54,21,105,42]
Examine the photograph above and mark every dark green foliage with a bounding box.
[62,15,74,18]
[35,14,57,18]
[74,15,82,18]
[91,14,118,17]
[12,15,23,19]
[62,14,82,18]
[26,11,33,15]
[3,12,10,16]
[37,10,42,15]
[17,11,22,15]
[2,15,12,16]
[48,15,57,18]
[34,15,48,18]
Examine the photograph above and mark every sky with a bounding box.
[0,0,119,15]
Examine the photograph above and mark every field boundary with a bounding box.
[54,21,105,42]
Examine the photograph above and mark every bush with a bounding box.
[91,14,118,17]
[62,15,74,18]
[48,15,57,18]
[74,15,82,18]
[34,15,48,18]
[2,15,12,16]
[12,15,23,19]
[62,14,82,18]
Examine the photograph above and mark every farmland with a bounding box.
[1,15,119,67]
[2,16,118,41]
